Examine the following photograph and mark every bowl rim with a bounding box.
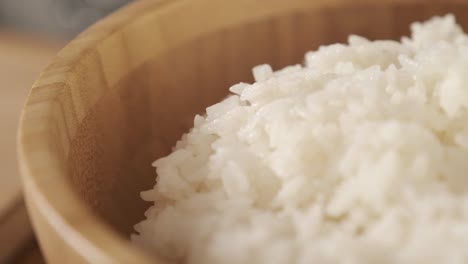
[17,0,466,262]
[16,0,172,263]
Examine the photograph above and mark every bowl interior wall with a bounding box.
[67,3,468,237]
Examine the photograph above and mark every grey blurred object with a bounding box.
[0,0,132,39]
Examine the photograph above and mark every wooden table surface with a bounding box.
[0,29,63,263]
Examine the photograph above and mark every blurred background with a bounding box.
[0,1,131,263]
[0,0,131,39]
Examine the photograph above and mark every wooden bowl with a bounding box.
[17,0,468,263]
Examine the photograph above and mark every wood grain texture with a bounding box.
[17,0,468,263]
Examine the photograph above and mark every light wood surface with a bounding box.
[0,31,60,262]
[0,31,59,217]
[17,0,468,263]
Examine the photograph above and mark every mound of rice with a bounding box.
[133,15,468,264]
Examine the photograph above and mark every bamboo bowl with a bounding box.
[17,0,468,263]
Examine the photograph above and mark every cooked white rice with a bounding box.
[133,15,468,264]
